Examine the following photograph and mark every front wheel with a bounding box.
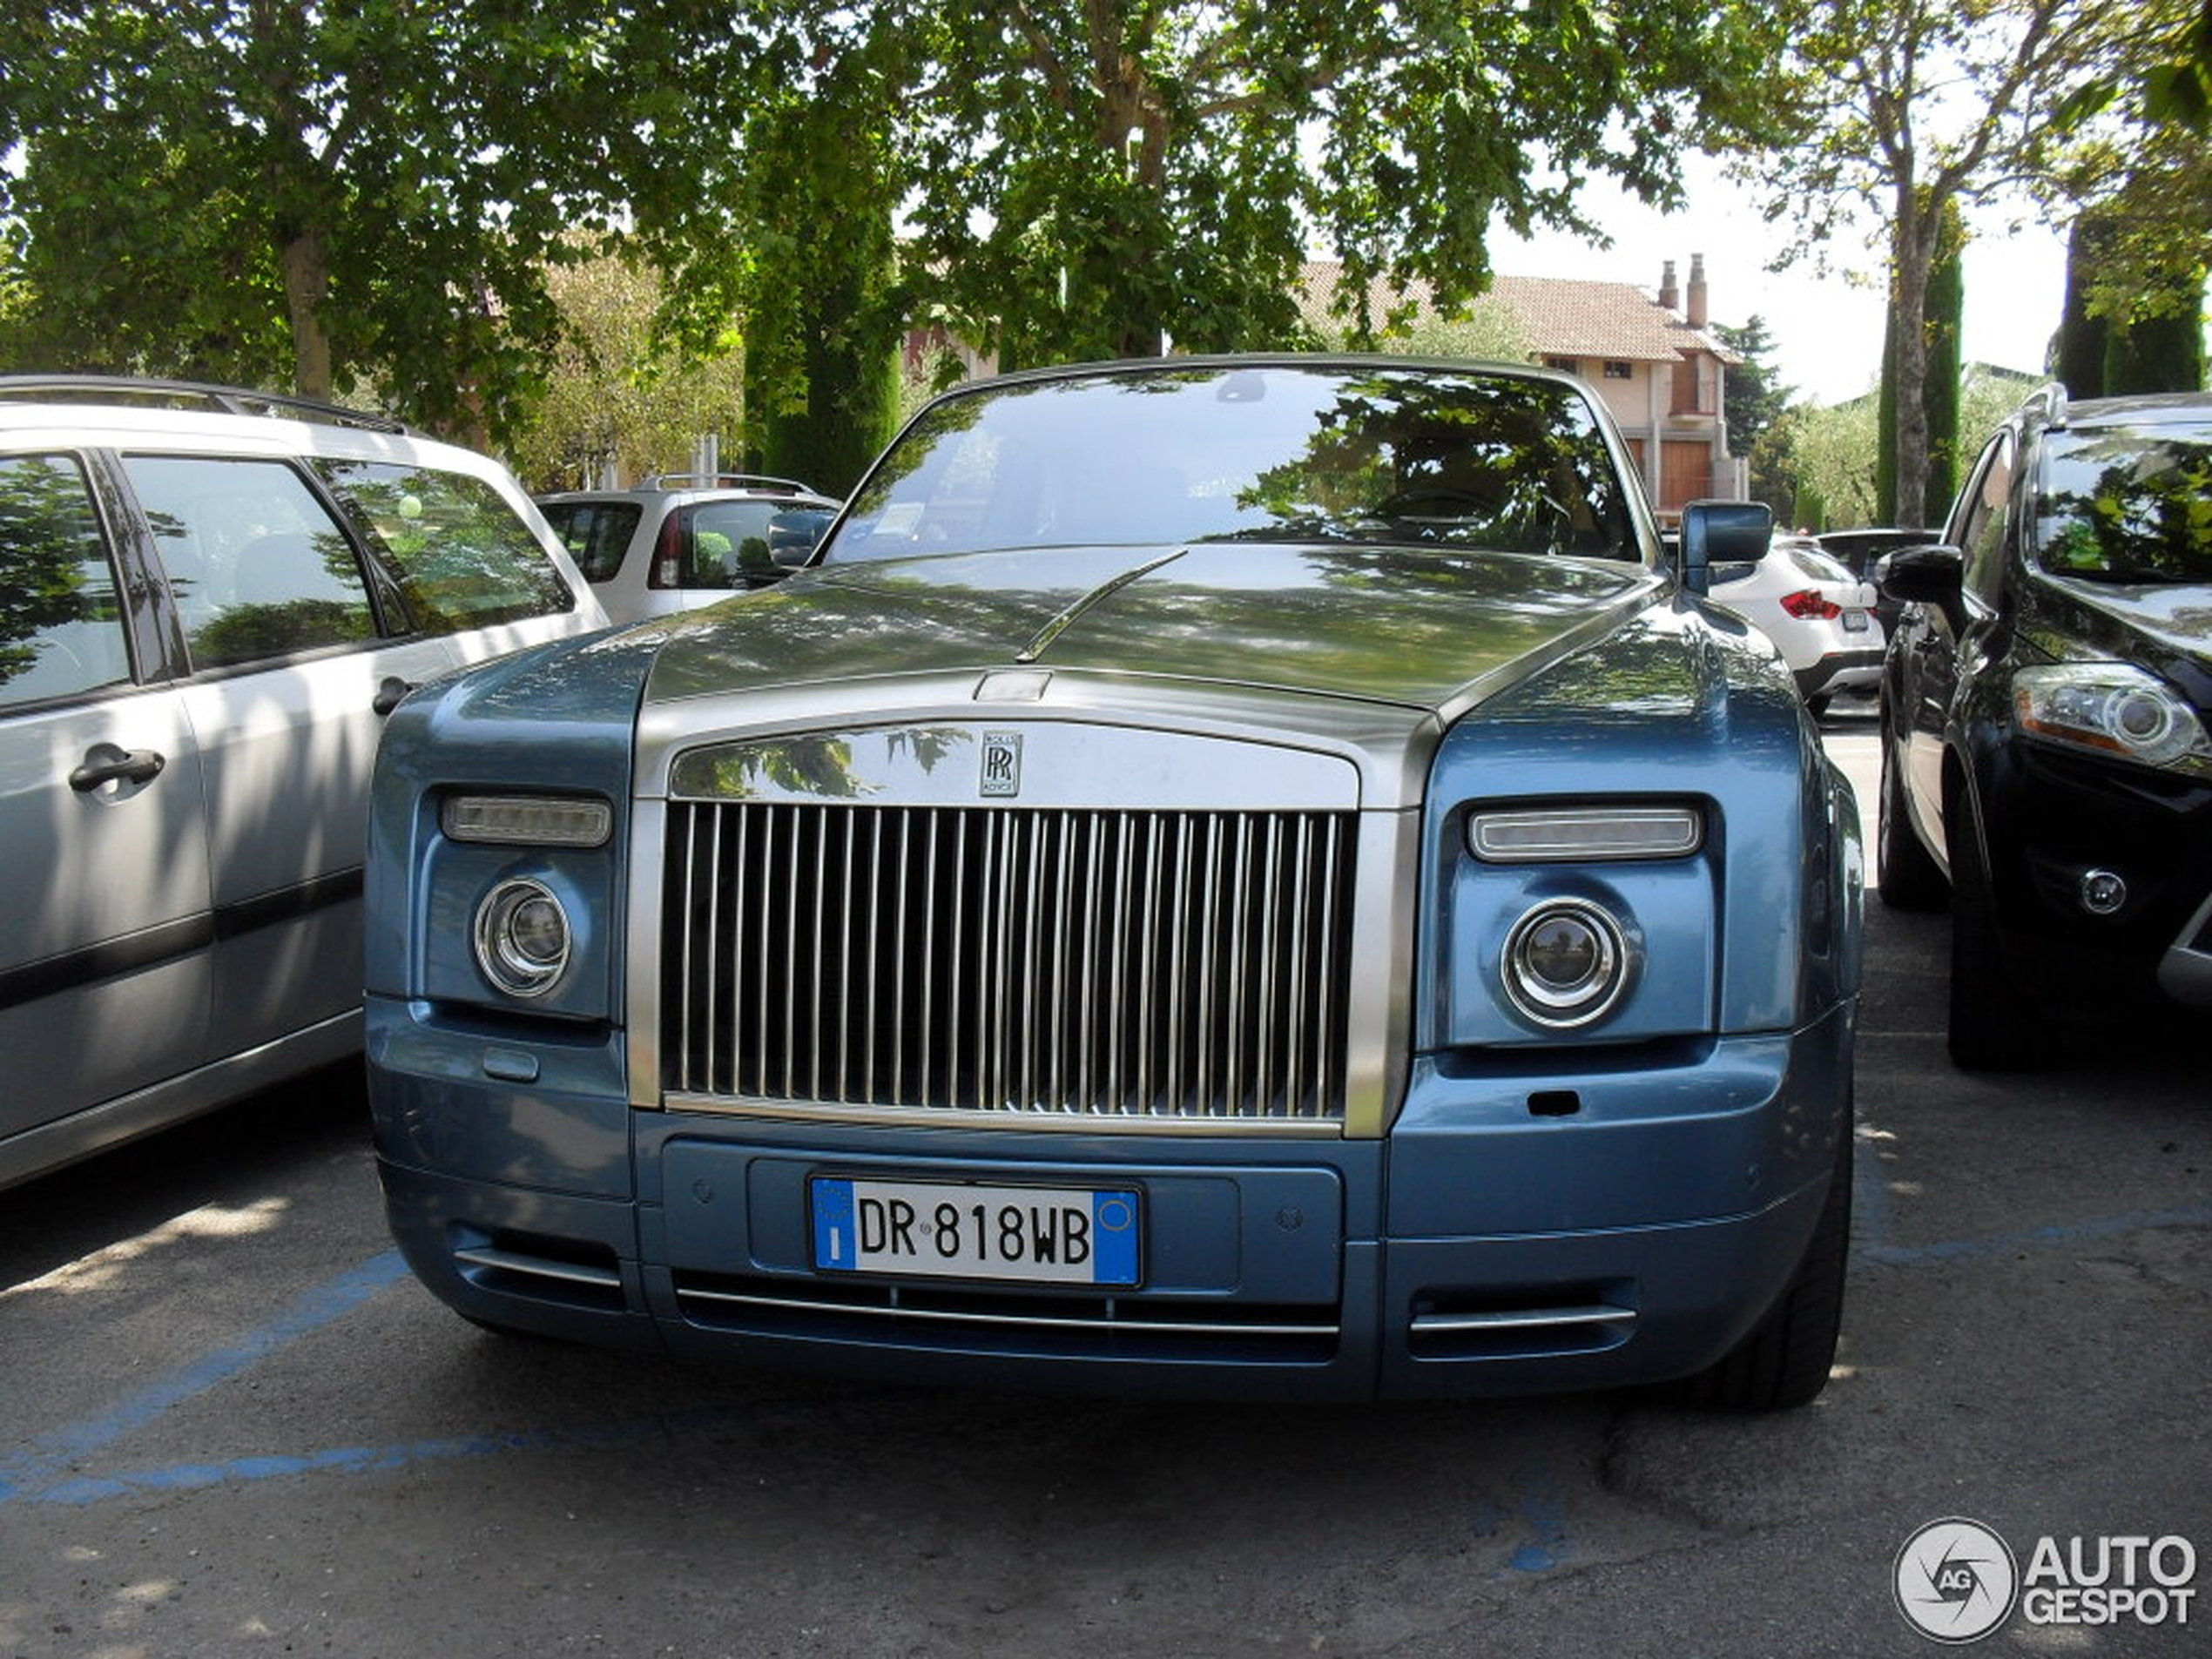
[1876,732,1947,910]
[1664,1130,1851,1411]
[1946,794,2053,1069]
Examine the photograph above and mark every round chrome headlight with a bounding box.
[472,877,572,998]
[1501,898,1632,1028]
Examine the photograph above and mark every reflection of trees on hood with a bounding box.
[0,456,106,686]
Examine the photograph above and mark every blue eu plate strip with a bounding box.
[1093,1190,1139,1285]
[813,1178,857,1270]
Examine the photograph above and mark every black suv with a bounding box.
[1876,386,2212,1066]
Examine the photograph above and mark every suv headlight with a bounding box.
[2013,664,2212,778]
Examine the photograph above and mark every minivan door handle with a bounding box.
[372,677,413,717]
[69,746,167,792]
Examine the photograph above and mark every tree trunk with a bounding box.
[279,228,334,401]
[1889,185,1934,529]
[1923,200,1965,516]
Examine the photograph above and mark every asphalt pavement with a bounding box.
[2,720,2206,1659]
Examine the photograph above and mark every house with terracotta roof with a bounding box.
[1301,255,1747,523]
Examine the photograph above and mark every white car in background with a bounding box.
[0,374,608,1187]
[1708,536,1885,716]
[536,475,840,625]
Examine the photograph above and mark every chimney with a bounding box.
[1658,260,1679,312]
[1687,253,1709,327]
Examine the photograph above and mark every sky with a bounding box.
[1489,153,2072,406]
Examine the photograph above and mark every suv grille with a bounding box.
[661,802,1356,1123]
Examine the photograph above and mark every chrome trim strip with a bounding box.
[1340,809,1419,1137]
[2158,885,2212,1007]
[454,1246,623,1291]
[625,798,668,1112]
[1013,548,1190,664]
[1411,1305,1636,1333]
[660,1092,1348,1136]
[677,1284,1338,1339]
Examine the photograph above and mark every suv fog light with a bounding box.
[473,877,572,997]
[2080,869,2128,916]
[1501,899,1633,1028]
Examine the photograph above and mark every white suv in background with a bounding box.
[537,474,839,624]
[0,375,608,1187]
[1708,535,1886,717]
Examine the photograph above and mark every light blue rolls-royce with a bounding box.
[367,357,1862,1406]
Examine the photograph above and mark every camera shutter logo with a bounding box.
[1896,1518,2020,1642]
[981,731,1022,798]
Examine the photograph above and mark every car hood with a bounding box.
[2036,577,2212,696]
[639,543,1657,714]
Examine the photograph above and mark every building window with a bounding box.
[1603,361,1633,380]
[1544,355,1578,373]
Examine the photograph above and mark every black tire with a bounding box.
[1875,732,1947,910]
[1665,1131,1852,1411]
[1946,793,2053,1069]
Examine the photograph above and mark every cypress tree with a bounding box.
[1876,299,1898,523]
[1923,199,1966,516]
[2104,258,2208,394]
[2055,213,2114,396]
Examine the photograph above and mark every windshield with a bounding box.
[2035,420,2212,585]
[826,364,1640,565]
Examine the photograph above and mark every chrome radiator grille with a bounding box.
[661,802,1356,1123]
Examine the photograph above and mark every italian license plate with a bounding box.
[1844,610,1871,631]
[810,1177,1140,1286]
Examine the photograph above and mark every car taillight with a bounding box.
[651,512,683,589]
[1780,590,1843,620]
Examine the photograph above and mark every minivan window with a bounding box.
[0,453,134,710]
[314,460,577,632]
[663,500,817,590]
[539,500,642,582]
[123,454,377,670]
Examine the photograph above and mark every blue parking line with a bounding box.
[0,1249,409,1505]
[9,1197,2211,1510]
[1850,1124,1898,1254]
[1858,1200,2212,1268]
[10,1397,900,1507]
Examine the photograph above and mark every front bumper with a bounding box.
[369,997,1853,1401]
[1979,738,2212,1009]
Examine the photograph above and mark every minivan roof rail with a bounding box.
[641,471,814,493]
[0,374,411,433]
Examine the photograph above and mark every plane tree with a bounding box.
[887,0,1794,368]
[1747,0,2141,527]
[0,1,745,442]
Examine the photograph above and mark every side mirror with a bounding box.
[1877,543,1966,632]
[1678,500,1774,597]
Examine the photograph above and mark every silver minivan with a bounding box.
[0,377,608,1187]
[536,474,838,625]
